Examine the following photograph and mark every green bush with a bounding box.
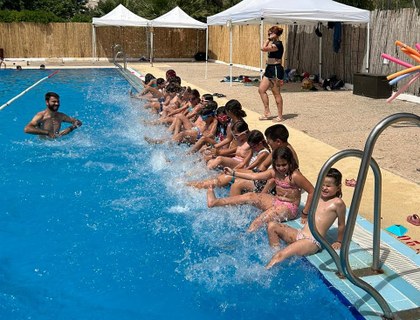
[0,10,63,23]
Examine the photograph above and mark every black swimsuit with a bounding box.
[264,40,284,80]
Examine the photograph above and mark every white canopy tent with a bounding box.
[92,4,150,60]
[207,0,370,83]
[150,6,207,65]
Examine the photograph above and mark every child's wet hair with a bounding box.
[216,106,227,115]
[248,130,271,151]
[272,147,298,177]
[202,93,213,102]
[144,73,156,84]
[156,78,165,85]
[168,75,181,85]
[225,99,247,118]
[326,168,343,198]
[206,100,218,111]
[200,105,216,117]
[247,130,264,144]
[265,124,289,142]
[165,69,176,79]
[190,89,200,100]
[231,119,249,134]
[166,82,181,93]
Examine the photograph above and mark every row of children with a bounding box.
[137,69,346,269]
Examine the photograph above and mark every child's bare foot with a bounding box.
[207,187,217,208]
[144,136,164,144]
[247,220,262,232]
[265,251,282,269]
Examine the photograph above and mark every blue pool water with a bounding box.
[0,69,363,319]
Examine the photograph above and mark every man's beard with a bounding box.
[47,104,58,112]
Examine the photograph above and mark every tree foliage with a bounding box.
[0,0,417,23]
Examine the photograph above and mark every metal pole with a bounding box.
[205,26,209,79]
[229,20,233,87]
[260,18,264,79]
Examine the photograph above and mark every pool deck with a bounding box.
[3,59,418,319]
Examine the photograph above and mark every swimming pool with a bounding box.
[0,68,363,319]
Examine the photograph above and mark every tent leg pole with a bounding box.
[150,28,154,67]
[205,27,209,79]
[229,21,232,87]
[366,22,370,73]
[319,34,322,79]
[260,19,264,79]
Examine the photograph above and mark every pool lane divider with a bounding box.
[0,70,59,111]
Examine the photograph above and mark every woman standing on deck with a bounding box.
[258,26,285,122]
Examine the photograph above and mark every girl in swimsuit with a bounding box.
[188,130,270,189]
[189,106,229,154]
[206,120,250,170]
[265,168,346,269]
[206,99,247,161]
[207,147,314,232]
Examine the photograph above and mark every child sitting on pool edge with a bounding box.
[265,168,346,269]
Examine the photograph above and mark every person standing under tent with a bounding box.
[258,26,285,123]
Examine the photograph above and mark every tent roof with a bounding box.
[151,6,207,29]
[92,4,150,27]
[207,0,370,26]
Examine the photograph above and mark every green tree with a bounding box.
[0,0,88,19]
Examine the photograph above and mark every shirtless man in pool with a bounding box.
[24,92,82,139]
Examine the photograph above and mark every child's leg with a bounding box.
[207,156,240,170]
[266,222,296,247]
[207,188,272,208]
[266,240,319,269]
[187,174,232,189]
[190,136,214,153]
[175,114,193,135]
[247,204,291,232]
[172,129,197,144]
[229,178,254,196]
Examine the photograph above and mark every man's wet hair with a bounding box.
[45,92,59,101]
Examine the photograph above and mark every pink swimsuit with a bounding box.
[272,199,298,219]
[272,177,301,219]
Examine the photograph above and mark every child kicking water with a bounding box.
[207,147,314,232]
[265,168,346,269]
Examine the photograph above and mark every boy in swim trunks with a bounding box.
[265,168,346,269]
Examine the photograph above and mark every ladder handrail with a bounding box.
[309,112,420,320]
[342,113,419,319]
[112,44,127,70]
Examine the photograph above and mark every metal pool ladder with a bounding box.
[111,44,143,93]
[307,112,420,320]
